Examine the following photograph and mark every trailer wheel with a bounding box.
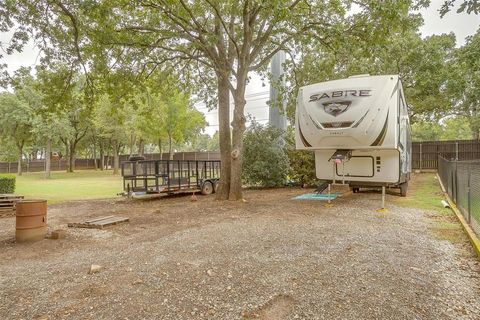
[400,182,408,197]
[212,180,219,193]
[201,181,213,195]
[352,187,359,193]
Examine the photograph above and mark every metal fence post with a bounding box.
[467,164,471,224]
[419,143,423,171]
[454,160,458,203]
[455,142,459,161]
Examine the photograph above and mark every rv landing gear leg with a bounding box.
[325,183,333,208]
[376,186,388,213]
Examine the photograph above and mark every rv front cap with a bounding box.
[309,89,372,102]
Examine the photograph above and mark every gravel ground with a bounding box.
[0,177,479,319]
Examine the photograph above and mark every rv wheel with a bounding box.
[201,181,213,195]
[400,182,408,197]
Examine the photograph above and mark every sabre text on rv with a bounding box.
[309,89,372,102]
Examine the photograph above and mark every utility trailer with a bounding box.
[295,74,412,206]
[121,159,220,198]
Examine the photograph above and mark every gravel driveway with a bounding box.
[0,175,479,319]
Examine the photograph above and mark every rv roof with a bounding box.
[300,75,399,91]
[348,74,370,78]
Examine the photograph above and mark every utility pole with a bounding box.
[269,51,287,132]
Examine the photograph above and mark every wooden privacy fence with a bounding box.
[118,151,220,162]
[0,151,221,174]
[1,142,479,173]
[0,159,98,174]
[412,140,480,170]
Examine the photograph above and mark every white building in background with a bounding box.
[195,77,270,136]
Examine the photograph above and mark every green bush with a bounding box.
[0,174,16,194]
[242,123,290,187]
[285,127,317,187]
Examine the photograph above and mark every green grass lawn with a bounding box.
[15,170,123,204]
[394,173,451,215]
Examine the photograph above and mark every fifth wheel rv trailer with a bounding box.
[295,74,412,196]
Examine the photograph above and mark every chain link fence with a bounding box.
[438,156,480,236]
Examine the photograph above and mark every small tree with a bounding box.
[242,123,289,187]
[93,93,128,174]
[284,127,316,187]
[0,92,33,175]
[136,85,206,159]
[31,111,72,178]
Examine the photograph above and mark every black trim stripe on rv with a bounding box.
[298,123,312,147]
[390,79,399,98]
[370,111,389,146]
[352,110,370,128]
[309,114,323,130]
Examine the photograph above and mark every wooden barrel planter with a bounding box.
[15,200,47,242]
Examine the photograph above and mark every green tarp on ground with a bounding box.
[293,193,337,201]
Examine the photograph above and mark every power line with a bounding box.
[206,118,269,127]
[201,104,269,115]
[195,92,269,111]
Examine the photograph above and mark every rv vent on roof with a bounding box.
[348,74,370,78]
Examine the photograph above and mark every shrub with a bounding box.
[285,127,317,187]
[0,174,16,194]
[242,123,290,187]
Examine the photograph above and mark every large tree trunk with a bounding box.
[68,141,76,173]
[158,138,163,160]
[129,133,135,157]
[17,146,23,176]
[92,142,98,171]
[168,134,174,160]
[64,140,69,172]
[99,140,105,171]
[45,138,52,179]
[216,72,232,200]
[138,139,145,157]
[113,140,120,175]
[228,65,249,200]
[229,93,247,200]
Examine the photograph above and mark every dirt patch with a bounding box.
[0,180,479,319]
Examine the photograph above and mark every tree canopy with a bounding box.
[0,0,479,195]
